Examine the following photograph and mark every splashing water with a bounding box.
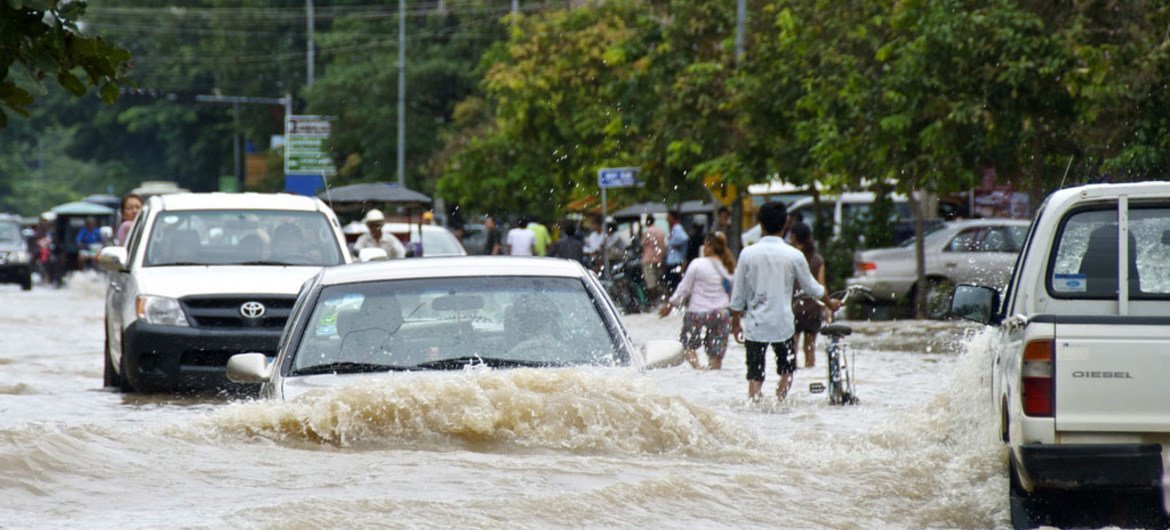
[189,368,759,457]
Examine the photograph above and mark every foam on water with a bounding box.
[189,367,759,456]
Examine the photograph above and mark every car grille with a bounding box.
[181,296,295,329]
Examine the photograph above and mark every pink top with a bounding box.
[116,220,134,246]
[669,257,732,313]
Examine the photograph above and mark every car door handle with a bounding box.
[944,262,957,268]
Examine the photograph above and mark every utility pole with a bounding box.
[728,0,747,255]
[735,0,746,62]
[511,0,519,17]
[306,0,315,87]
[397,0,406,187]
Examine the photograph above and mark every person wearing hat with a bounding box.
[353,209,405,259]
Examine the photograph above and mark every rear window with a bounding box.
[1049,204,1170,299]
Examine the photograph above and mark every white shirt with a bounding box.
[729,235,824,343]
[669,257,732,313]
[506,227,536,256]
[583,231,604,254]
[354,232,405,259]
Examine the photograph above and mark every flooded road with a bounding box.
[0,274,1009,529]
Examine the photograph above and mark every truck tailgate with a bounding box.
[1056,323,1170,432]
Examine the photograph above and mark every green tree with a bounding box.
[0,0,131,128]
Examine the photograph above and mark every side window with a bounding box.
[982,227,1012,253]
[945,228,982,252]
[124,206,150,266]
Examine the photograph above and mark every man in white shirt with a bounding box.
[730,201,824,401]
[353,209,406,259]
[506,217,536,256]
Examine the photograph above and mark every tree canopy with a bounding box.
[5,0,1170,221]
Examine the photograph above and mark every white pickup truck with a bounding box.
[98,193,351,393]
[950,182,1170,528]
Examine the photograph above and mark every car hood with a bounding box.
[133,265,321,299]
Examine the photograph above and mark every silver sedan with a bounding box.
[226,256,683,400]
[846,219,1030,318]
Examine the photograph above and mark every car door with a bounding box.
[939,226,984,284]
[106,206,148,371]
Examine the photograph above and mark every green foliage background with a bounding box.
[3,0,1170,223]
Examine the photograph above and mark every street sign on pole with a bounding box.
[284,115,335,196]
[284,115,336,176]
[597,166,641,281]
[598,166,641,189]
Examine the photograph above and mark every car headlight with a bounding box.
[6,250,30,263]
[135,295,190,326]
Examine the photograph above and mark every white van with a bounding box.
[741,192,923,246]
[98,193,350,393]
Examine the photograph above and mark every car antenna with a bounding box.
[1059,155,1074,190]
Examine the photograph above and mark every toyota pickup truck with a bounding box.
[950,182,1170,528]
[98,193,351,393]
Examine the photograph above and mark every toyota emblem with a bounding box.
[240,301,266,319]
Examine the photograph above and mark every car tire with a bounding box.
[921,278,954,320]
[1009,458,1055,529]
[103,324,132,392]
[20,274,31,291]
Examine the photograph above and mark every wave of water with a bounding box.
[185,368,760,457]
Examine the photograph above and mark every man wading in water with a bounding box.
[730,201,825,401]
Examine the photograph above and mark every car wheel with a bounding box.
[103,324,132,392]
[922,278,954,320]
[20,274,32,291]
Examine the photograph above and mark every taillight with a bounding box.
[1021,339,1054,417]
[857,261,877,273]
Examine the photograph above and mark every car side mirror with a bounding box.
[357,248,388,262]
[97,246,128,272]
[640,339,684,369]
[226,353,273,383]
[949,284,1000,325]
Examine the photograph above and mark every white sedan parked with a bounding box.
[227,256,683,400]
[846,218,1030,318]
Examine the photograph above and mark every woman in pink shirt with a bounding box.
[658,232,736,370]
[115,193,143,246]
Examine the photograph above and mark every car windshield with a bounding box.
[144,210,344,267]
[290,276,623,374]
[0,222,19,243]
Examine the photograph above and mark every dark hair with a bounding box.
[791,222,816,262]
[645,216,655,226]
[483,214,496,223]
[561,221,578,238]
[717,206,731,216]
[121,193,143,212]
[704,232,736,273]
[758,201,788,235]
[667,210,681,222]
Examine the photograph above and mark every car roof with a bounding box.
[944,218,1031,229]
[151,192,327,212]
[318,256,589,285]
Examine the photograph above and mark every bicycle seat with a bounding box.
[820,323,853,337]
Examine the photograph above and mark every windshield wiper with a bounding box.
[293,361,413,376]
[236,260,300,266]
[153,261,209,267]
[412,356,565,370]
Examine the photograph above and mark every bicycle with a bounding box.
[808,285,872,405]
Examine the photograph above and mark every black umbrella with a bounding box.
[317,183,432,206]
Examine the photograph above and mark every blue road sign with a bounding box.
[598,167,641,188]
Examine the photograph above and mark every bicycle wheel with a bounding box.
[827,344,845,405]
